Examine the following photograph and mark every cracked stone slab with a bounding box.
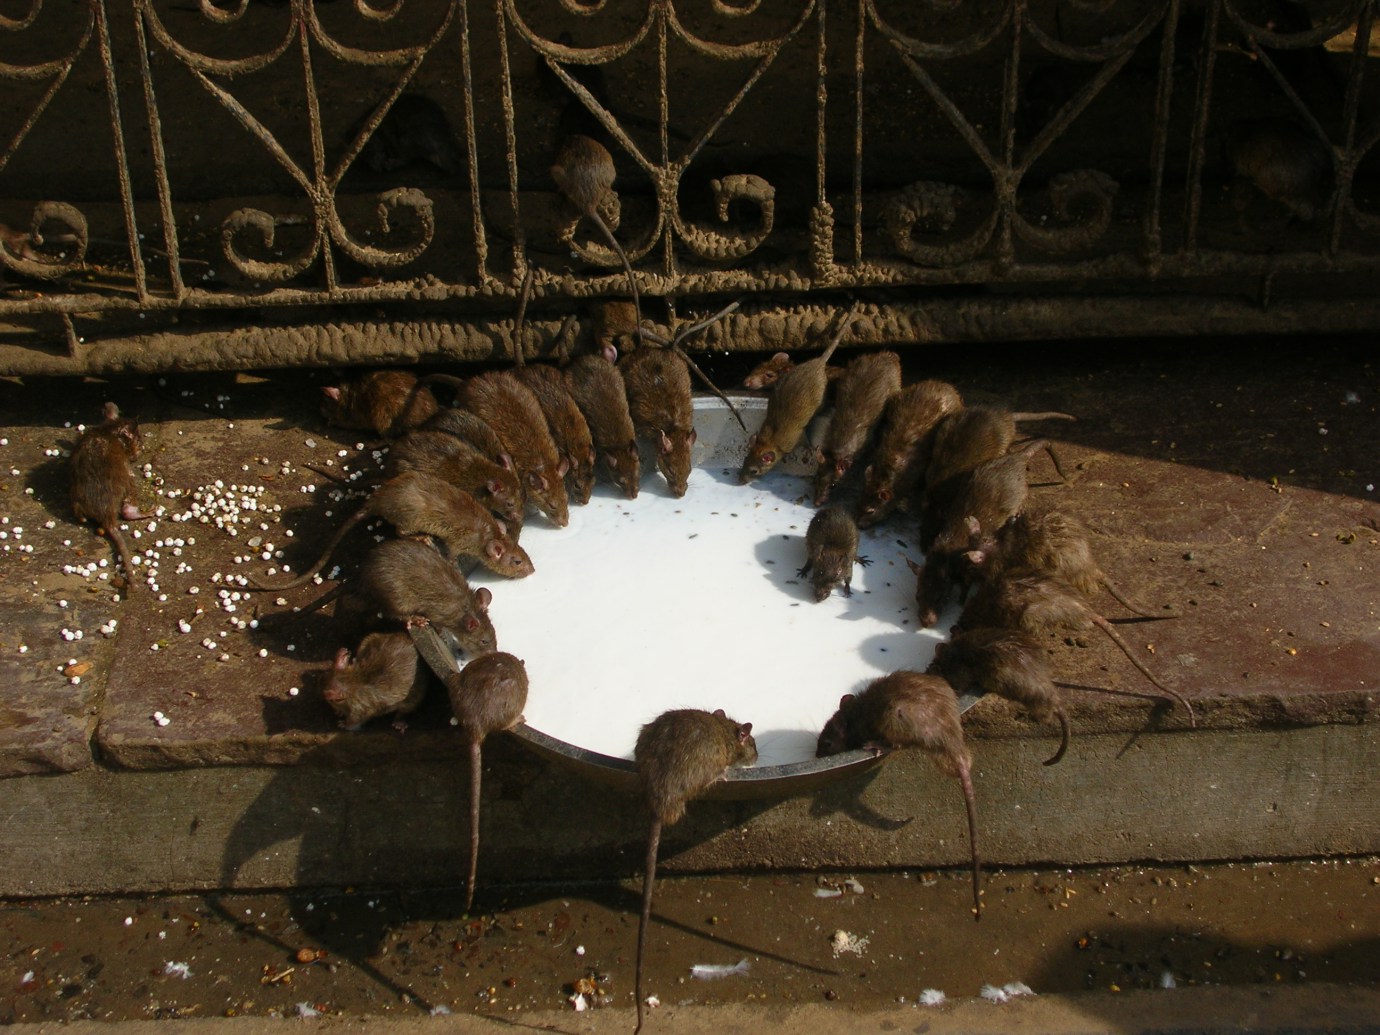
[0,340,1376,774]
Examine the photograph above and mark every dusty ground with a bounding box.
[3,858,1379,1024]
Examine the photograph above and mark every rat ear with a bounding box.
[904,556,923,576]
[738,722,753,740]
[557,455,570,477]
[321,386,341,401]
[713,708,727,718]
[746,432,757,449]
[463,615,479,632]
[771,351,789,364]
[485,540,504,561]
[814,447,826,464]
[964,548,986,566]
[688,427,697,446]
[659,430,672,456]
[600,343,619,364]
[878,487,892,502]
[475,586,492,611]
[605,451,620,470]
[102,401,121,421]
[760,450,776,465]
[528,471,548,491]
[333,647,351,669]
[964,514,981,536]
[838,694,855,708]
[500,453,515,471]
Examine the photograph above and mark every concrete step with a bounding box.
[0,337,1377,895]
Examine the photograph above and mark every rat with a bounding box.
[816,672,981,919]
[742,353,846,392]
[69,401,148,593]
[961,505,1175,619]
[385,428,526,531]
[634,708,757,1033]
[507,271,598,506]
[550,134,645,342]
[1228,118,1334,225]
[957,572,1196,726]
[738,314,850,483]
[320,369,439,439]
[855,380,964,528]
[813,350,902,505]
[619,345,696,497]
[322,631,431,730]
[337,537,498,656]
[512,364,598,506]
[358,93,462,176]
[797,506,871,601]
[930,628,1069,766]
[422,406,515,471]
[564,349,641,498]
[444,650,529,913]
[924,405,1072,492]
[422,372,571,527]
[921,439,1050,558]
[249,471,532,591]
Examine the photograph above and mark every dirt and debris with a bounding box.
[1,859,1378,1023]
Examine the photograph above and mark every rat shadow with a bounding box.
[803,757,914,832]
[856,627,943,672]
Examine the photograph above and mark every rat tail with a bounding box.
[1092,614,1197,727]
[107,523,138,594]
[247,502,371,592]
[512,268,534,368]
[1100,573,1179,619]
[635,818,662,1035]
[1044,707,1070,766]
[465,736,482,914]
[957,759,981,920]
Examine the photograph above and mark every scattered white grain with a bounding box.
[918,989,946,1006]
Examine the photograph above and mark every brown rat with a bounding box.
[929,628,1069,766]
[742,353,846,392]
[924,405,1072,492]
[619,346,696,497]
[957,572,1196,726]
[550,134,645,343]
[738,315,849,483]
[855,380,963,528]
[921,439,1049,559]
[445,651,528,913]
[338,537,498,656]
[634,708,757,1033]
[512,364,598,506]
[564,350,641,498]
[1228,117,1334,225]
[816,672,981,919]
[250,471,532,591]
[69,401,148,593]
[322,631,431,730]
[813,350,901,505]
[797,506,871,601]
[422,406,515,471]
[386,428,525,531]
[961,506,1175,619]
[424,372,570,527]
[320,369,438,439]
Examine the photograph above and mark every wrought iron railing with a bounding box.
[2,0,1378,373]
